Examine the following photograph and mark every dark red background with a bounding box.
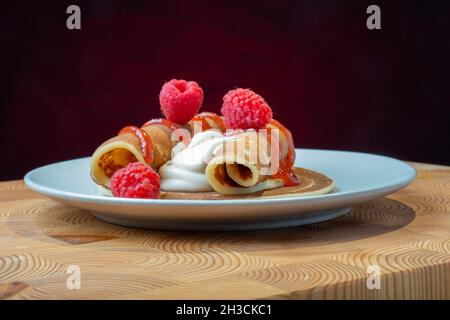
[1,0,450,180]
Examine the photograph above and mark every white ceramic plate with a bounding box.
[24,149,416,231]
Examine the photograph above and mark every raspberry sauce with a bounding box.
[142,118,181,131]
[273,162,300,187]
[118,126,153,164]
[268,119,299,186]
[191,112,225,131]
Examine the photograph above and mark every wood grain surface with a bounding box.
[0,162,449,299]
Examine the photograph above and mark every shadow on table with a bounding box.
[5,197,416,250]
[151,197,417,250]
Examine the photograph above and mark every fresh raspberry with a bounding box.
[110,162,160,199]
[221,88,273,130]
[159,79,203,124]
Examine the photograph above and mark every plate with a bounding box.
[24,149,416,231]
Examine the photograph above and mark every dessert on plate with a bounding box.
[90,79,334,199]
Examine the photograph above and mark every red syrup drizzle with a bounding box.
[118,126,153,164]
[191,112,225,132]
[266,119,300,187]
[119,117,195,164]
[119,118,183,164]
[142,118,181,131]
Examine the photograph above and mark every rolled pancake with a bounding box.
[206,155,284,195]
[205,130,284,195]
[90,113,226,189]
[90,124,172,188]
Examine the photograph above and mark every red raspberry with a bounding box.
[221,88,273,130]
[110,162,160,199]
[159,79,203,124]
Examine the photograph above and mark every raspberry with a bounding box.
[221,88,273,130]
[159,79,203,124]
[110,162,160,199]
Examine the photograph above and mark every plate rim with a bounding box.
[24,148,416,207]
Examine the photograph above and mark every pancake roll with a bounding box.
[205,128,289,195]
[90,124,173,188]
[90,113,225,189]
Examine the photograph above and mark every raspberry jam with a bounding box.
[191,112,225,131]
[142,118,181,131]
[273,162,300,187]
[118,126,153,164]
[267,119,299,186]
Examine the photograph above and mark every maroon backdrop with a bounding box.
[1,0,450,180]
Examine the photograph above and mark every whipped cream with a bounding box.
[159,130,233,192]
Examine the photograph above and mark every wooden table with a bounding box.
[0,162,449,299]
